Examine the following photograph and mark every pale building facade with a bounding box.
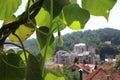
[52,43,100,65]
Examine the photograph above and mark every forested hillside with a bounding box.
[56,28,120,51]
[16,28,120,60]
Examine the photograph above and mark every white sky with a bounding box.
[0,0,120,38]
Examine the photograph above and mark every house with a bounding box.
[68,63,91,74]
[83,64,120,80]
[83,68,114,80]
[67,63,91,80]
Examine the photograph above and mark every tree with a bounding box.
[0,0,117,80]
[113,54,120,72]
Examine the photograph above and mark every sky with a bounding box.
[0,0,120,38]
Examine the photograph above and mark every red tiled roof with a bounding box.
[111,71,120,80]
[68,63,91,73]
[83,68,114,80]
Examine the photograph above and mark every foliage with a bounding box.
[0,0,117,80]
[113,54,120,72]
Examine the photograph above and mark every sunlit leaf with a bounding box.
[9,24,35,42]
[0,53,25,80]
[61,4,90,30]
[45,73,65,80]
[0,0,22,20]
[51,16,66,33]
[82,0,117,19]
[26,54,42,80]
[17,50,29,63]
[35,8,50,27]
[3,16,35,42]
[36,26,55,60]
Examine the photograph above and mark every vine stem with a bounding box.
[13,33,28,63]
[42,0,53,79]
[50,0,53,30]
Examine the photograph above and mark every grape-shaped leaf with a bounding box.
[3,16,35,42]
[0,53,25,80]
[26,54,43,80]
[36,27,55,60]
[82,0,117,19]
[9,24,35,42]
[0,0,22,20]
[35,8,50,27]
[61,4,90,30]
[36,0,70,27]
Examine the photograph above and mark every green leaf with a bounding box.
[51,16,66,33]
[3,16,35,42]
[36,0,70,27]
[82,0,117,19]
[35,8,51,27]
[0,53,25,80]
[6,49,16,54]
[69,0,77,4]
[42,0,70,18]
[36,27,55,60]
[17,50,29,63]
[0,0,22,20]
[26,54,43,80]
[45,73,65,80]
[61,4,90,30]
[45,68,63,77]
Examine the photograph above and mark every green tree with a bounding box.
[0,0,117,80]
[113,54,120,72]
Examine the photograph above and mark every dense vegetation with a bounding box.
[23,28,120,60]
[59,28,120,50]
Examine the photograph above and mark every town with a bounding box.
[45,43,120,80]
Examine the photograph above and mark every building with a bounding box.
[52,43,100,65]
[53,50,72,65]
[4,44,21,51]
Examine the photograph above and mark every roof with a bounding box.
[83,68,114,80]
[83,64,120,80]
[68,63,91,73]
[111,71,120,80]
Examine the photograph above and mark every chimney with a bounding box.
[106,75,110,80]
[79,69,83,80]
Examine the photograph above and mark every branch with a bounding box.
[12,33,28,62]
